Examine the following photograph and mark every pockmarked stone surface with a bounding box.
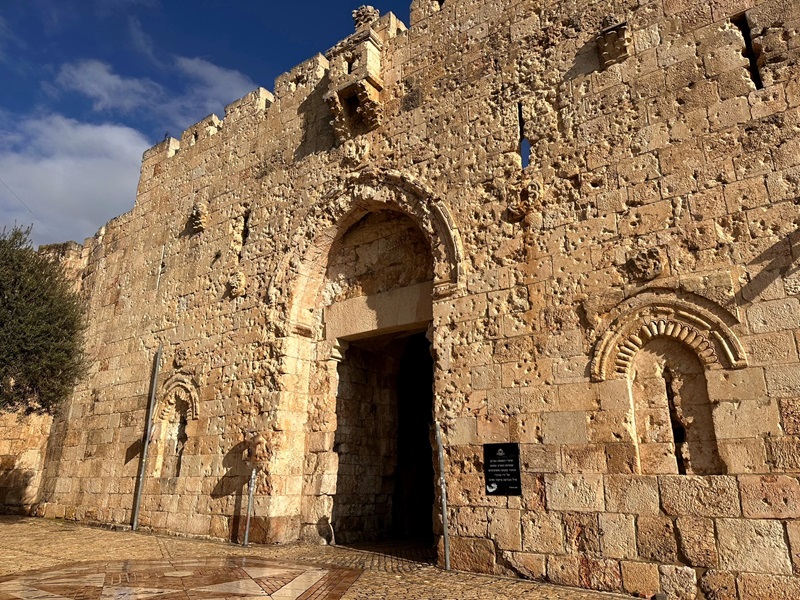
[2,0,800,597]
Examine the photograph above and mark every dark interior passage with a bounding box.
[331,331,434,544]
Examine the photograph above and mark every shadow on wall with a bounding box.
[0,466,36,514]
[210,440,250,543]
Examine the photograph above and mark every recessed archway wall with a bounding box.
[259,169,463,543]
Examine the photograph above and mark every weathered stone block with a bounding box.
[637,515,678,563]
[621,561,660,598]
[605,475,661,515]
[522,511,564,554]
[740,475,800,518]
[599,513,637,559]
[717,519,793,574]
[698,569,738,600]
[660,475,741,517]
[737,573,800,599]
[676,515,718,567]
[544,474,605,512]
[659,565,697,600]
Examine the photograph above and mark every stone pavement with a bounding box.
[0,517,627,600]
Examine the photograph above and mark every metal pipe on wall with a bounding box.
[132,342,163,531]
[435,420,451,571]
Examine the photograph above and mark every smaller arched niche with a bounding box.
[152,374,199,479]
[590,292,747,475]
[631,338,724,475]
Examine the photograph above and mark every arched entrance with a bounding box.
[260,170,462,548]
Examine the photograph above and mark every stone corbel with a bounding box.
[597,17,631,70]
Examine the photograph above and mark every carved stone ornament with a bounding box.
[342,137,371,168]
[228,271,247,297]
[596,18,631,70]
[157,372,200,422]
[627,248,663,281]
[189,202,208,233]
[353,5,380,30]
[173,348,189,369]
[492,172,544,224]
[243,432,271,465]
[590,292,748,381]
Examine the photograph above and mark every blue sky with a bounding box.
[0,1,410,246]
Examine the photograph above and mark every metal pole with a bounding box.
[132,342,163,531]
[243,465,257,547]
[434,421,451,571]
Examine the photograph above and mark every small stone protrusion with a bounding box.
[189,202,208,233]
[352,6,380,30]
[596,17,631,70]
[228,272,247,298]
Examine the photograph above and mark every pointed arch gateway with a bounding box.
[260,168,464,544]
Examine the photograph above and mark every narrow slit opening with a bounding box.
[518,102,530,168]
[732,13,764,90]
[664,368,688,475]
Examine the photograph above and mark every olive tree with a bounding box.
[0,226,85,413]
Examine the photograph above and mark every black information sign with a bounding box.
[483,443,522,496]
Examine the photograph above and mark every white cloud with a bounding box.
[55,59,162,112]
[128,17,162,66]
[0,115,150,246]
[54,57,256,133]
[166,57,257,127]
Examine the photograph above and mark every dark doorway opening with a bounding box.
[331,330,435,546]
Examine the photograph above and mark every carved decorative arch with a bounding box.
[266,167,465,315]
[591,290,748,381]
[158,372,200,421]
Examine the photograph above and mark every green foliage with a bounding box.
[0,226,85,413]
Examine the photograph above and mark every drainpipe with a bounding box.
[434,420,451,571]
[132,342,163,531]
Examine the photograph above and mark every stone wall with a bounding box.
[0,411,52,513]
[8,0,800,597]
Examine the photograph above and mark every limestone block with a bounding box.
[698,570,738,600]
[560,511,599,555]
[766,364,800,398]
[450,506,488,537]
[748,298,800,334]
[740,475,800,518]
[541,412,587,445]
[621,561,661,597]
[718,438,768,473]
[449,536,497,575]
[599,513,637,559]
[520,444,561,473]
[488,508,522,551]
[637,516,678,563]
[605,443,639,475]
[737,573,800,600]
[580,557,623,592]
[717,519,793,574]
[544,474,605,512]
[658,565,697,600]
[505,552,546,580]
[660,475,741,517]
[676,516,718,567]
[604,475,661,515]
[522,511,564,554]
[713,398,782,439]
[767,437,800,470]
[745,331,799,366]
[705,368,767,402]
[787,520,800,574]
[562,445,606,473]
[587,410,636,443]
[546,554,580,587]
